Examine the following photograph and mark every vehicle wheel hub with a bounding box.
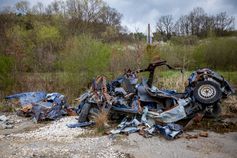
[198,84,216,99]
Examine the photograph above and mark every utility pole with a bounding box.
[147,24,152,45]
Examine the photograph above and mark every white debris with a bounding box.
[0,115,14,129]
[0,115,8,122]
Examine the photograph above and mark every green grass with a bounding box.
[217,71,237,86]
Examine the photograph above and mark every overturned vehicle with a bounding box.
[76,60,234,128]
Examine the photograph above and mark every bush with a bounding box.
[62,35,111,78]
[0,55,14,93]
[158,37,237,71]
[60,35,111,97]
[109,42,147,76]
[192,37,237,70]
[170,35,198,45]
[36,25,61,43]
[159,43,195,69]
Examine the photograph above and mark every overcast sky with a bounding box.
[1,0,236,33]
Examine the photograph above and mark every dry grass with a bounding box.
[223,96,237,114]
[0,100,16,112]
[0,104,14,112]
[75,130,99,138]
[95,110,109,133]
[157,72,189,92]
[75,110,110,137]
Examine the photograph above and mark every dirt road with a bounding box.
[0,115,237,158]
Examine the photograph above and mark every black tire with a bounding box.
[78,103,92,123]
[193,81,222,105]
[205,103,222,118]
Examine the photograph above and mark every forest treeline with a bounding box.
[0,0,236,98]
[154,7,235,41]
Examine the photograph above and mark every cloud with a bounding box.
[0,0,53,8]
[105,0,237,33]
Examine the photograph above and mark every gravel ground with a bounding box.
[0,116,127,158]
[11,117,86,142]
[112,132,237,158]
[0,115,237,158]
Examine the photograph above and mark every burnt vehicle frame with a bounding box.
[76,60,234,124]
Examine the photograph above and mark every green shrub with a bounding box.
[62,35,111,78]
[159,43,195,69]
[170,35,198,45]
[192,37,237,70]
[36,25,61,43]
[158,37,237,71]
[0,55,14,92]
[60,35,111,97]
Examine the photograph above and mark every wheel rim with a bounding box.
[198,84,216,100]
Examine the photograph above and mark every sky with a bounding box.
[0,0,236,33]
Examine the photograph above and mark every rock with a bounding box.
[199,131,208,137]
[0,115,8,122]
[0,115,14,129]
[185,133,198,140]
[0,123,5,130]
[1,124,14,129]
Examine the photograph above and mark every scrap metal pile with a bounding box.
[5,92,76,122]
[73,60,234,139]
[5,60,235,139]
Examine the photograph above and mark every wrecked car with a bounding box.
[76,60,234,125]
[5,92,76,122]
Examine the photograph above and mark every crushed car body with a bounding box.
[75,60,235,139]
[5,92,76,122]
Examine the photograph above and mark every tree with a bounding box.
[188,7,206,36]
[80,0,105,23]
[156,15,173,40]
[66,0,82,18]
[214,12,235,36]
[15,1,30,15]
[174,15,190,36]
[32,2,44,15]
[173,7,235,37]
[99,6,122,27]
